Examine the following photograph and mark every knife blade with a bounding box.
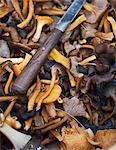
[56,0,86,32]
[0,123,47,150]
[12,0,86,95]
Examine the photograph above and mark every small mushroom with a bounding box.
[50,48,70,69]
[0,57,24,64]
[5,115,21,129]
[75,73,84,93]
[17,0,34,29]
[28,76,41,111]
[32,15,53,42]
[3,100,16,117]
[11,0,24,21]
[81,22,97,39]
[24,118,32,131]
[83,2,96,14]
[36,66,58,110]
[95,32,114,41]
[79,55,96,66]
[67,14,86,31]
[104,18,111,33]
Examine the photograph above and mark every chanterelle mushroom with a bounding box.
[32,15,53,42]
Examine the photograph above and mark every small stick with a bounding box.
[0,96,18,101]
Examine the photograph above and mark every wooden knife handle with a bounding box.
[12,28,63,95]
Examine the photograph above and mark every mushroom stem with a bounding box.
[0,57,24,64]
[5,116,21,129]
[28,76,41,111]
[50,129,63,141]
[17,0,34,29]
[107,16,116,38]
[41,116,68,133]
[0,96,18,101]
[36,66,57,110]
[24,118,32,131]
[98,11,108,31]
[3,100,16,117]
[75,73,84,93]
[41,78,59,84]
[83,2,96,14]
[67,70,76,87]
[40,8,65,15]
[11,0,24,21]
[4,66,14,94]
[79,55,96,66]
[95,32,114,41]
[54,0,66,10]
[22,0,29,17]
[67,14,86,31]
[27,83,36,97]
[104,18,111,33]
[33,118,61,130]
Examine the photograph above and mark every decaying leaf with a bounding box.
[63,96,89,118]
[61,120,95,150]
[94,129,116,149]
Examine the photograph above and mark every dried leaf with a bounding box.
[63,96,88,118]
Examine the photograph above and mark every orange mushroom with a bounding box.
[32,16,53,42]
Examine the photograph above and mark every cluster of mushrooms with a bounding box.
[0,0,116,149]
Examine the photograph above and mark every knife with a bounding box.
[0,123,47,150]
[12,0,86,95]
